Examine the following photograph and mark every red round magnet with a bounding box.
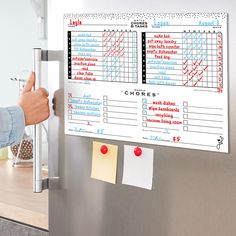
[100,145,108,155]
[134,147,142,157]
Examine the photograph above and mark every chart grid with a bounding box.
[143,31,223,89]
[68,30,138,83]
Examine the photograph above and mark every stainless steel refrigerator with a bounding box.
[34,0,236,235]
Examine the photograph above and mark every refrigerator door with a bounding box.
[48,1,236,236]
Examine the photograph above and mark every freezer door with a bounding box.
[48,0,236,236]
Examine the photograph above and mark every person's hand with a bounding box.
[17,72,50,126]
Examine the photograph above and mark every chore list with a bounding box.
[64,13,228,153]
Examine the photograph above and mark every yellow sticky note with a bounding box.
[91,141,118,184]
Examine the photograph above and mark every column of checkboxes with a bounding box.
[142,98,147,127]
[68,97,72,120]
[103,95,108,123]
[183,101,188,131]
[212,33,217,86]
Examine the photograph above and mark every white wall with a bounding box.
[0,0,47,107]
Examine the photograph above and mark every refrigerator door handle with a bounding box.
[33,48,63,193]
[33,48,49,193]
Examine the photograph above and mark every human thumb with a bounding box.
[22,72,35,93]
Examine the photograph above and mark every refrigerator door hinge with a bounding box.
[41,50,49,61]
[41,177,61,190]
[42,178,49,190]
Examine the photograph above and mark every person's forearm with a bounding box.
[0,106,25,148]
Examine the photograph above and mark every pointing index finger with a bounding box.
[22,72,35,93]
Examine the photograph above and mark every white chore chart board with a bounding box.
[64,13,228,153]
